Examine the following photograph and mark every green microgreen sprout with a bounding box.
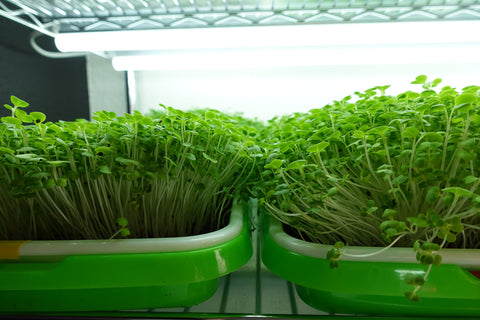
[326,241,344,268]
[256,76,480,301]
[0,97,260,240]
[109,217,131,239]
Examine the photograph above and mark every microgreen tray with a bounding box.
[261,215,480,317]
[0,202,252,312]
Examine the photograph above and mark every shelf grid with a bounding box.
[1,0,480,34]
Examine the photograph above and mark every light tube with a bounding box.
[55,20,480,53]
[111,44,480,71]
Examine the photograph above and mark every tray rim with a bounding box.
[267,215,480,269]
[1,202,244,259]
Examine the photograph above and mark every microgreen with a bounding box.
[0,98,259,240]
[256,76,480,301]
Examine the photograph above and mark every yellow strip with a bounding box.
[0,240,30,259]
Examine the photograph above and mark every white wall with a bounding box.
[132,62,480,121]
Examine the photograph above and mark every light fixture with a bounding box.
[55,21,480,53]
[54,20,480,70]
[111,44,480,71]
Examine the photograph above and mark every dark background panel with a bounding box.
[0,16,90,121]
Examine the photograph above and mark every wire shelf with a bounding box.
[1,0,480,34]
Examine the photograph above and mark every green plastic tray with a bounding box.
[261,215,480,317]
[0,202,252,312]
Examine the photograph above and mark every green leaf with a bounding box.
[56,178,68,188]
[15,109,32,123]
[365,199,375,208]
[455,103,471,113]
[405,291,420,302]
[408,215,428,228]
[205,110,217,120]
[120,228,131,237]
[431,213,444,227]
[420,254,434,265]
[328,131,341,140]
[423,132,443,142]
[446,232,456,243]
[366,126,389,136]
[382,208,397,219]
[95,146,111,156]
[426,186,440,203]
[202,152,218,163]
[432,78,442,87]
[286,160,307,171]
[15,153,37,159]
[0,147,15,155]
[385,227,397,237]
[46,160,70,166]
[16,147,37,153]
[115,157,141,166]
[140,117,153,126]
[116,217,129,227]
[1,116,22,126]
[411,75,427,84]
[421,242,440,251]
[99,134,114,146]
[334,241,344,249]
[265,159,283,170]
[455,93,477,106]
[460,138,476,147]
[352,130,365,139]
[433,254,442,266]
[307,142,329,153]
[10,95,29,108]
[99,165,112,174]
[273,189,290,196]
[402,127,420,139]
[391,175,407,185]
[48,124,63,134]
[30,112,46,124]
[450,222,464,233]
[456,150,476,161]
[452,117,464,124]
[431,104,445,112]
[380,220,398,231]
[404,273,425,286]
[55,138,67,146]
[44,178,56,189]
[245,140,255,147]
[185,153,196,161]
[413,240,421,251]
[442,187,474,198]
[327,187,338,196]
[282,124,294,134]
[443,192,454,206]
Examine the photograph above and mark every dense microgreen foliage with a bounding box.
[256,76,480,301]
[0,97,259,240]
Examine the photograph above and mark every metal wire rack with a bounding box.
[1,0,480,35]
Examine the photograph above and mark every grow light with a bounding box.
[55,21,480,53]
[111,44,480,70]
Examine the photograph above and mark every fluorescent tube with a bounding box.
[111,44,480,71]
[55,21,480,53]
